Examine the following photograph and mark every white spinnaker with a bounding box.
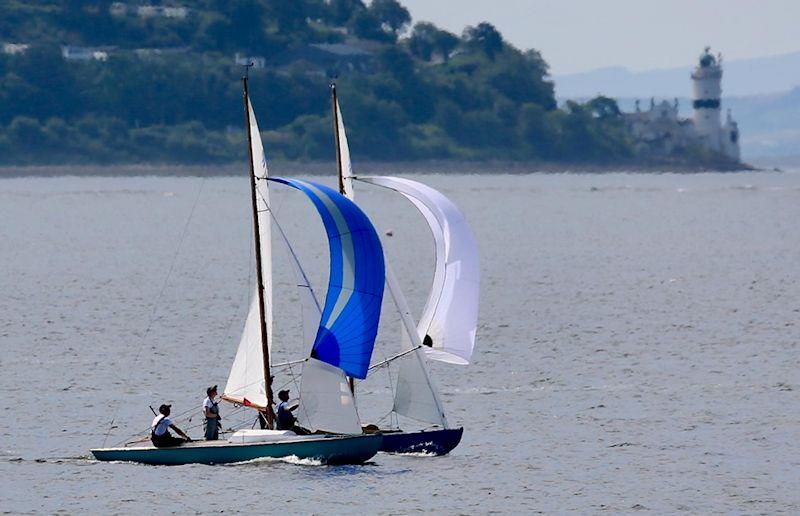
[334,97,355,199]
[296,358,362,434]
[223,96,274,408]
[357,176,479,365]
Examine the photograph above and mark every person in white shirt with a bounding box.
[202,385,221,440]
[151,404,191,448]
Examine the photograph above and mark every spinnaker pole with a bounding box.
[243,74,274,429]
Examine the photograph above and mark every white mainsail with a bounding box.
[394,347,447,425]
[296,358,362,434]
[358,176,480,365]
[385,263,447,427]
[223,96,273,409]
[333,89,355,199]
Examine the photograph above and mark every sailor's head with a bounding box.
[207,385,218,397]
[278,389,290,402]
[159,404,171,416]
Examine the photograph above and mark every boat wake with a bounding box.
[3,455,96,465]
[392,451,439,458]
[227,455,324,467]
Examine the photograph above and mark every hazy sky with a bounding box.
[399,0,800,76]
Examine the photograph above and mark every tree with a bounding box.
[7,116,44,150]
[378,47,415,78]
[408,22,459,62]
[369,0,411,36]
[350,10,393,42]
[267,0,310,34]
[518,103,557,158]
[433,29,459,63]
[326,0,366,25]
[488,64,556,108]
[213,1,270,52]
[0,1,645,165]
[463,22,503,60]
[352,0,409,42]
[408,23,437,61]
[587,96,622,119]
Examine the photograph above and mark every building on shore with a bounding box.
[61,45,109,62]
[624,48,740,162]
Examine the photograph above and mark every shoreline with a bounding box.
[0,160,759,178]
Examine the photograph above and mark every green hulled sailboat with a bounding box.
[91,76,386,466]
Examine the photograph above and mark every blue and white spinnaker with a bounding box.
[268,178,385,380]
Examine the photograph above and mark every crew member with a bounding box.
[275,390,299,431]
[151,404,191,447]
[203,385,221,440]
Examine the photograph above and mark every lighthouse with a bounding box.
[690,47,740,160]
[691,47,723,151]
[624,47,742,163]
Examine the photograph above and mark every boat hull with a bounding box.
[379,427,463,456]
[91,434,382,466]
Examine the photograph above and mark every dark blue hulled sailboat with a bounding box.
[91,78,386,466]
[329,86,480,456]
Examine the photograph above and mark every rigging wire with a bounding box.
[115,373,309,447]
[211,185,255,372]
[103,177,206,447]
[113,404,253,447]
[285,361,311,427]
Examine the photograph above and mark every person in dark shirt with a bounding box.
[275,390,298,431]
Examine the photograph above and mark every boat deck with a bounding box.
[110,433,344,452]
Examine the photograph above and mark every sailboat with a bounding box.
[329,85,480,455]
[90,76,386,466]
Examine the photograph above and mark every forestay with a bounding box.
[357,177,479,365]
[272,218,322,351]
[268,178,385,380]
[223,96,273,409]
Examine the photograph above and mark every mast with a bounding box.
[243,74,274,429]
[331,82,356,395]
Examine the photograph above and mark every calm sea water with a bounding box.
[1,170,799,514]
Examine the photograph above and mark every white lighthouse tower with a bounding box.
[690,47,740,160]
[691,47,723,150]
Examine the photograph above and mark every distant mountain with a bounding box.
[555,51,800,98]
[726,88,800,158]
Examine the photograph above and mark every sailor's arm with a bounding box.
[170,424,191,440]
